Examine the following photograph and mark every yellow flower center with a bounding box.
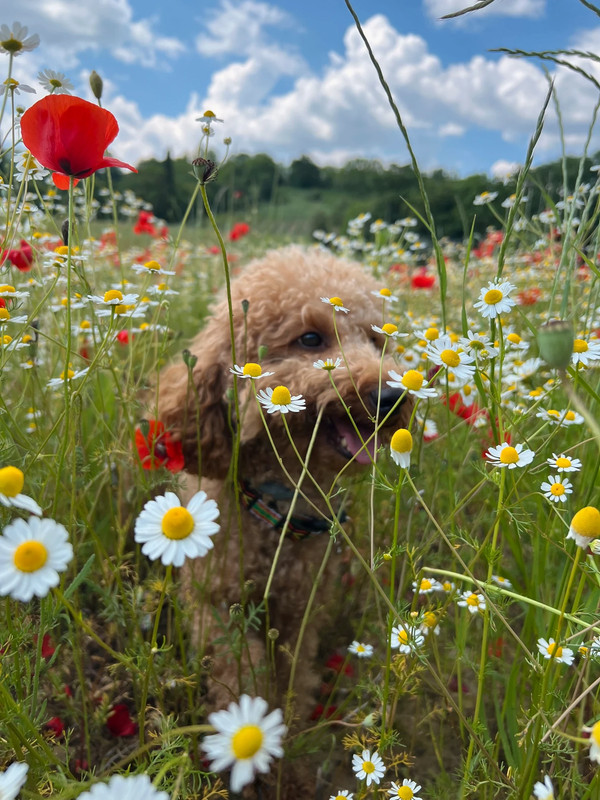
[564,411,575,421]
[484,289,503,305]
[571,507,600,539]
[356,644,366,653]
[420,579,432,591]
[2,335,12,345]
[104,289,123,303]
[573,338,588,353]
[157,283,168,291]
[546,642,563,658]
[424,327,439,340]
[0,466,24,497]
[379,288,392,297]
[243,363,262,378]
[397,629,409,643]
[592,720,600,747]
[550,483,565,496]
[329,296,343,307]
[499,446,519,464]
[0,285,15,293]
[547,409,560,418]
[423,612,438,628]
[231,724,263,759]
[0,308,10,321]
[60,369,75,381]
[391,429,412,454]
[556,457,571,469]
[80,320,91,330]
[113,305,128,315]
[55,245,70,256]
[14,540,48,573]
[144,260,161,271]
[507,333,521,344]
[21,334,32,343]
[381,323,398,335]
[397,788,414,800]
[362,760,375,774]
[440,349,460,368]
[271,386,292,406]
[1,38,24,54]
[203,109,216,118]
[466,593,480,607]
[161,507,195,540]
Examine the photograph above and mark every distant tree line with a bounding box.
[103,150,600,240]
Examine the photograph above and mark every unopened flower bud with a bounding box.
[89,70,103,100]
[201,655,214,672]
[258,345,268,361]
[267,628,279,641]
[229,603,243,619]
[182,348,197,369]
[241,299,250,315]
[192,157,218,184]
[224,137,232,146]
[537,319,574,370]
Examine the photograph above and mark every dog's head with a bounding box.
[157,246,413,481]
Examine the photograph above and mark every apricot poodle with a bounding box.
[157,245,411,731]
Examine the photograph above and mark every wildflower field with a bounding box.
[2,6,600,800]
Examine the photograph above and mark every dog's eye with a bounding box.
[298,332,324,348]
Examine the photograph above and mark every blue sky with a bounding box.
[5,0,600,177]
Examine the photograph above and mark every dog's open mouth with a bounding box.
[327,417,377,464]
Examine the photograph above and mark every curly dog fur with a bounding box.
[156,245,411,789]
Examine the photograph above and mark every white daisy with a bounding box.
[457,591,486,614]
[459,330,499,359]
[348,640,373,658]
[567,506,600,549]
[0,22,40,55]
[0,284,29,299]
[0,309,28,324]
[77,774,168,800]
[571,337,600,366]
[351,749,385,786]
[230,363,275,379]
[491,575,512,588]
[37,68,73,95]
[536,638,574,665]
[390,428,412,468]
[485,442,535,470]
[390,624,425,654]
[202,694,286,793]
[371,323,408,340]
[584,720,600,764]
[134,490,220,567]
[131,260,175,276]
[546,453,582,473]
[313,357,342,371]
[387,369,437,399]
[321,296,349,313]
[0,517,73,602]
[149,283,179,297]
[413,576,442,594]
[536,408,584,427]
[533,774,554,800]
[473,191,498,205]
[388,778,422,799]
[0,466,42,515]
[329,790,353,800]
[87,289,139,306]
[371,288,399,303]
[473,280,516,319]
[257,386,305,414]
[419,611,441,637]
[540,475,573,504]
[425,336,475,383]
[0,762,29,800]
[47,367,89,389]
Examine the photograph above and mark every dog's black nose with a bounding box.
[370,387,405,416]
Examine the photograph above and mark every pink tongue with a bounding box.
[335,420,374,464]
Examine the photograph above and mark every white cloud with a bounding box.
[439,123,465,137]
[196,0,297,57]
[424,0,545,20]
[490,159,521,180]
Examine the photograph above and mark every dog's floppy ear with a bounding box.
[157,312,233,479]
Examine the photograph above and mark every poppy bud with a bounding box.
[182,348,197,369]
[89,70,103,100]
[537,319,574,370]
[241,299,250,314]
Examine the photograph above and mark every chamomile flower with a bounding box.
[351,749,385,786]
[313,357,342,370]
[149,283,179,297]
[459,330,499,359]
[419,611,441,636]
[390,428,412,468]
[371,323,408,340]
[88,289,139,307]
[321,296,349,313]
[547,453,582,473]
[0,309,28,324]
[0,517,73,602]
[473,280,516,319]
[540,475,573,503]
[536,408,584,427]
[230,363,275,379]
[76,774,168,800]
[387,369,437,399]
[0,284,28,299]
[196,109,224,125]
[134,490,220,567]
[567,506,600,548]
[0,22,40,55]
[537,638,574,665]
[457,591,486,614]
[47,367,89,389]
[491,575,512,588]
[533,775,554,800]
[425,336,475,382]
[132,260,175,276]
[37,69,73,95]
[413,576,442,594]
[0,762,29,800]
[485,442,535,470]
[202,694,286,793]
[571,336,600,367]
[473,191,498,205]
[348,641,373,658]
[329,791,353,800]
[372,287,399,302]
[257,386,305,414]
[390,624,425,654]
[388,778,422,799]
[0,466,42,515]
[584,720,600,764]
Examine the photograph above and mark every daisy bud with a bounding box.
[241,299,250,314]
[89,70,103,100]
[267,628,279,641]
[537,319,574,369]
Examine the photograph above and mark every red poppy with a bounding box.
[135,419,184,472]
[1,239,33,271]
[228,222,250,241]
[20,95,137,190]
[133,210,157,236]
[106,704,138,737]
[411,268,435,289]
[45,716,65,738]
[517,287,541,306]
